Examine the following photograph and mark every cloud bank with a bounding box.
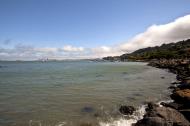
[0,14,190,60]
[0,44,88,60]
[62,45,84,52]
[91,14,190,57]
[119,14,190,52]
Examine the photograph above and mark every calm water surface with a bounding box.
[0,61,176,126]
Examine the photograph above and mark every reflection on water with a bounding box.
[0,61,176,126]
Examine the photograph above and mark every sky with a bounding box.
[0,0,190,60]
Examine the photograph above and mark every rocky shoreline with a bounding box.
[79,59,190,126]
[132,59,190,126]
[102,38,190,126]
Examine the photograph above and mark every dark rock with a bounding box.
[177,74,188,81]
[177,83,190,90]
[183,78,190,84]
[169,69,177,74]
[179,109,190,121]
[146,102,159,111]
[172,87,181,93]
[176,75,182,81]
[135,117,166,126]
[119,105,135,115]
[161,76,165,79]
[170,89,190,104]
[185,77,190,80]
[168,85,177,90]
[93,113,100,117]
[160,102,183,110]
[122,72,128,75]
[135,106,190,126]
[171,81,181,85]
[81,106,94,113]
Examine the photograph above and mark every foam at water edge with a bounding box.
[99,105,146,126]
[158,99,173,107]
[55,122,67,126]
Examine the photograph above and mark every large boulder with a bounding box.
[119,105,135,115]
[183,77,190,84]
[180,109,190,121]
[146,102,159,111]
[177,84,190,90]
[170,89,190,104]
[160,102,183,110]
[135,117,168,126]
[135,106,190,126]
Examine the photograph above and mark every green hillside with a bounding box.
[103,39,190,61]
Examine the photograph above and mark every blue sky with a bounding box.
[0,0,190,60]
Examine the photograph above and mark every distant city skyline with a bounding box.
[0,0,190,60]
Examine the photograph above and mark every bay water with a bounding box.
[0,61,176,126]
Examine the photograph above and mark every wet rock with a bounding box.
[145,59,190,125]
[135,106,190,126]
[160,102,183,110]
[177,74,188,81]
[81,106,94,113]
[168,85,177,90]
[177,83,190,90]
[122,72,128,75]
[179,109,190,121]
[171,81,181,85]
[183,77,190,84]
[170,89,190,104]
[119,105,135,115]
[93,113,100,117]
[135,117,166,126]
[169,69,178,74]
[172,87,181,93]
[176,74,182,81]
[161,76,165,79]
[146,102,159,111]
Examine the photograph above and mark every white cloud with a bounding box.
[119,14,190,52]
[91,46,123,58]
[85,14,190,58]
[34,47,58,53]
[1,14,190,60]
[92,46,111,53]
[0,44,87,60]
[62,45,84,52]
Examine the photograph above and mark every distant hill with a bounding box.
[103,39,190,61]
